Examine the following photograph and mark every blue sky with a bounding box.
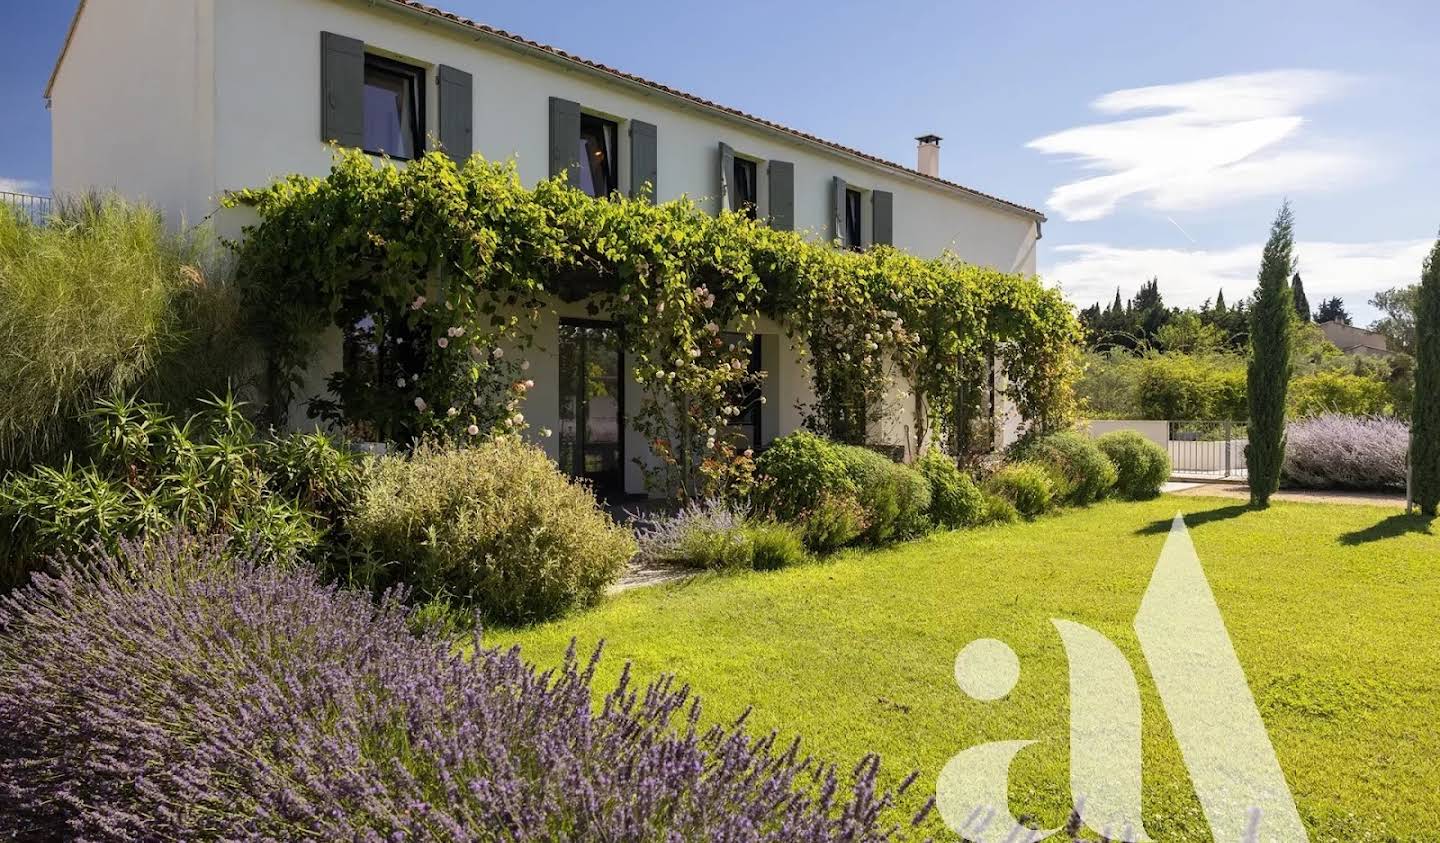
[3,0,1437,322]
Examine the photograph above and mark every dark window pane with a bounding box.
[579,114,618,198]
[363,56,423,160]
[733,157,757,219]
[845,188,863,249]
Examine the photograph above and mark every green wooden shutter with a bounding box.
[320,32,365,148]
[832,176,848,243]
[629,120,658,202]
[437,64,473,161]
[718,142,735,212]
[767,160,794,230]
[548,97,582,184]
[872,190,893,246]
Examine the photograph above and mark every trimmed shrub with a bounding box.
[675,525,754,571]
[0,536,926,840]
[1011,431,1118,505]
[1288,370,1391,417]
[754,430,855,522]
[1282,414,1409,491]
[917,450,985,529]
[349,437,634,623]
[979,491,1020,525]
[1096,430,1171,500]
[983,462,1056,518]
[746,521,810,571]
[797,491,869,553]
[833,445,933,543]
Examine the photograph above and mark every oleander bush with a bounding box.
[1282,414,1409,491]
[1096,430,1171,500]
[917,450,986,529]
[1010,431,1118,505]
[0,535,928,841]
[0,394,356,589]
[983,461,1056,518]
[754,431,856,522]
[348,437,634,623]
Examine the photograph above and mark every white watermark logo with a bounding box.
[937,514,1307,842]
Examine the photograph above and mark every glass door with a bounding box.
[558,321,624,496]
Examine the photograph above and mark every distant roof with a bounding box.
[45,0,1045,223]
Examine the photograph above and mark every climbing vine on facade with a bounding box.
[228,150,1081,498]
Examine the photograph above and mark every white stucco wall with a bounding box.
[49,0,217,227]
[199,0,1039,268]
[49,0,1042,494]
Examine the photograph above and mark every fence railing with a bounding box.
[1167,420,1248,480]
[1,191,53,225]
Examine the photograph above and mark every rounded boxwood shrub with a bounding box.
[349,437,635,623]
[984,461,1056,518]
[754,431,855,522]
[917,450,985,529]
[833,445,931,543]
[1096,430,1171,500]
[1010,431,1118,505]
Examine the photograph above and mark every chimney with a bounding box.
[916,134,942,178]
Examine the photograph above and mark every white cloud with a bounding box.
[1027,71,1369,222]
[1043,238,1433,323]
[0,177,47,196]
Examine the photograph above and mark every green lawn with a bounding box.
[488,496,1440,841]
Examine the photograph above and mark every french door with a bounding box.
[558,320,624,496]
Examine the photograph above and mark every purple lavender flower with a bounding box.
[0,533,927,841]
[1283,414,1409,490]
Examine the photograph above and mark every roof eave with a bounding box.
[370,0,1046,223]
[43,0,87,103]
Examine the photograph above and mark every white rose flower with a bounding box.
[447,407,459,418]
[467,424,480,436]
[414,397,427,412]
[437,337,449,349]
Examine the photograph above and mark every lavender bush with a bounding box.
[1282,414,1410,490]
[0,535,928,841]
[633,496,751,568]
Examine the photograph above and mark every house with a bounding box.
[1317,320,1392,358]
[46,0,1046,497]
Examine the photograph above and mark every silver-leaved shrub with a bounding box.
[1282,414,1409,490]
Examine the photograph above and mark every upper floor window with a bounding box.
[578,114,618,198]
[844,188,863,250]
[733,157,758,220]
[363,54,425,160]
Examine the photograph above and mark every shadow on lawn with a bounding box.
[1134,503,1253,535]
[1338,513,1435,546]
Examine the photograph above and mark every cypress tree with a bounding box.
[1291,273,1311,322]
[1413,233,1440,516]
[1215,289,1227,314]
[1246,204,1296,508]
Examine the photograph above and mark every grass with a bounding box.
[0,196,249,468]
[488,495,1440,841]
